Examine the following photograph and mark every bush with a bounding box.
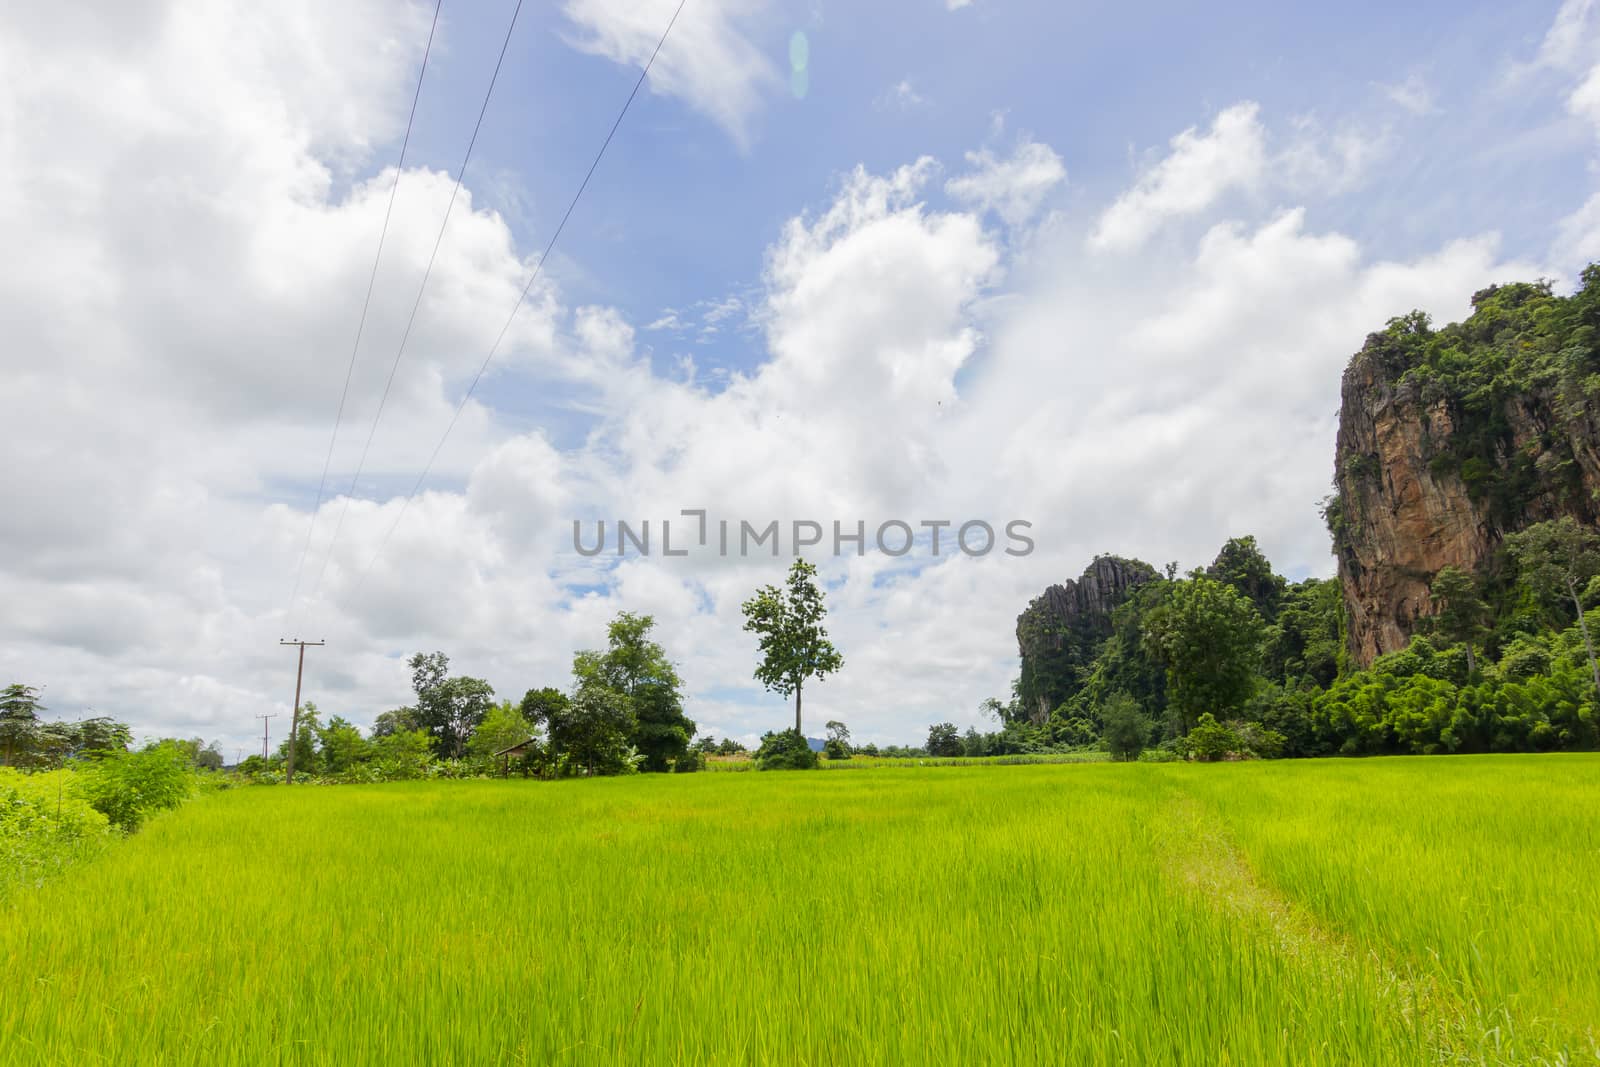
[673,750,705,773]
[78,742,195,832]
[755,729,819,770]
[1185,714,1239,762]
[0,768,111,843]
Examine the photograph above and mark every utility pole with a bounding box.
[256,713,276,760]
[278,638,325,784]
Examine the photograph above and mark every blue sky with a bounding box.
[5,0,1600,749]
[393,0,1583,332]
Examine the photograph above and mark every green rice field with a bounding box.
[3,755,1597,1065]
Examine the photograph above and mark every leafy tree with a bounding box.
[1263,578,1342,689]
[316,716,371,775]
[1100,692,1151,761]
[518,687,570,728]
[75,716,131,756]
[1430,565,1490,674]
[1144,576,1265,734]
[468,700,535,761]
[407,653,495,759]
[371,706,420,738]
[369,727,434,780]
[549,671,636,776]
[194,741,224,771]
[925,722,963,756]
[741,559,844,734]
[575,613,694,772]
[277,702,319,773]
[823,719,851,760]
[715,737,747,756]
[1207,535,1286,621]
[754,728,818,770]
[0,684,44,766]
[1506,517,1600,698]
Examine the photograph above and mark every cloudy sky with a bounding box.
[4,0,1599,752]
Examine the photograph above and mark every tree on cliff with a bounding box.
[1506,518,1600,697]
[742,559,843,735]
[1143,576,1264,734]
[1429,566,1489,674]
[1207,536,1286,621]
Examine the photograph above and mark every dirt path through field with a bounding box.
[1154,789,1581,1067]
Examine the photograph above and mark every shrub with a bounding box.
[673,751,705,773]
[755,729,819,770]
[1185,714,1239,762]
[0,768,111,843]
[78,742,195,832]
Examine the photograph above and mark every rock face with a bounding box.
[1331,292,1600,667]
[1016,555,1158,719]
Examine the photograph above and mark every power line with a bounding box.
[301,0,531,617]
[332,0,688,619]
[286,0,445,627]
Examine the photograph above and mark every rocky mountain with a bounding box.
[1330,279,1600,666]
[1015,555,1158,721]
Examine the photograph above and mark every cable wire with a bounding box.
[332,0,687,619]
[300,0,533,618]
[285,0,444,625]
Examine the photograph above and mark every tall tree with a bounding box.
[741,559,844,734]
[823,719,851,760]
[576,612,694,772]
[316,716,371,774]
[550,673,636,776]
[407,652,495,759]
[0,684,44,766]
[1207,535,1286,621]
[1429,565,1490,674]
[925,722,963,756]
[1143,575,1265,734]
[1506,517,1600,697]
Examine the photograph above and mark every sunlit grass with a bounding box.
[2,756,1595,1065]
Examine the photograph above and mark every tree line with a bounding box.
[994,518,1600,762]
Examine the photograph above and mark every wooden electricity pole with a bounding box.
[255,713,276,760]
[279,639,325,784]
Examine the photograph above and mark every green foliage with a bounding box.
[1100,693,1151,761]
[549,677,638,777]
[1263,579,1342,689]
[576,613,694,773]
[1184,714,1237,762]
[0,684,45,766]
[925,722,963,757]
[466,701,535,761]
[823,719,851,760]
[672,750,705,773]
[1428,565,1490,674]
[1207,536,1286,621]
[368,728,435,781]
[754,728,818,770]
[77,742,196,832]
[1144,576,1265,733]
[408,652,496,759]
[741,559,844,733]
[1015,557,1159,722]
[316,716,372,775]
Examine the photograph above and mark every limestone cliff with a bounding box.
[1016,555,1158,720]
[1331,281,1600,666]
